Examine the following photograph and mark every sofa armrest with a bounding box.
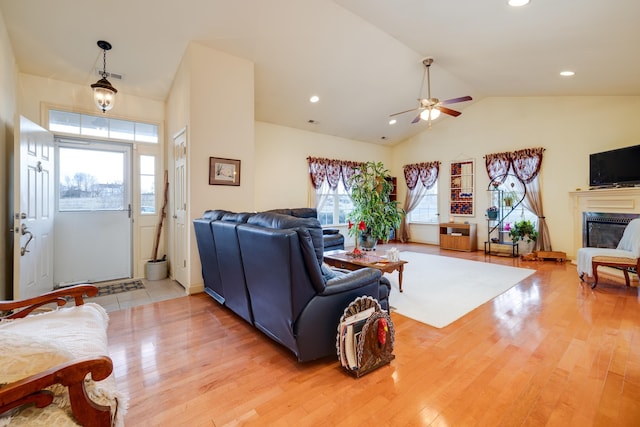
[0,356,113,426]
[0,285,98,319]
[321,268,382,295]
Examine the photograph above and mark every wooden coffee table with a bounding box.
[323,250,409,292]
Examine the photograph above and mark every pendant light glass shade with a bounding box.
[91,41,117,113]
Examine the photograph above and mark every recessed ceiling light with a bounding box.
[560,70,575,77]
[508,0,530,6]
[309,95,320,103]
[389,119,397,125]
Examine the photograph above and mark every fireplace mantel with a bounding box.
[569,187,640,258]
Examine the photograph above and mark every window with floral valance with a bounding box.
[484,147,550,251]
[307,157,362,225]
[399,161,440,242]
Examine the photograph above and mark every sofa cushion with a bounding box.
[266,208,318,219]
[296,228,325,293]
[221,212,254,223]
[248,212,324,263]
[289,208,317,219]
[202,209,231,220]
[321,263,338,281]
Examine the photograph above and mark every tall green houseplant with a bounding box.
[347,161,404,247]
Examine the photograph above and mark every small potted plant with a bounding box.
[503,194,514,208]
[509,219,539,254]
[486,205,499,219]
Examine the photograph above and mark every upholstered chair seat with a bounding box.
[577,218,640,288]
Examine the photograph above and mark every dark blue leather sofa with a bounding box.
[193,209,390,362]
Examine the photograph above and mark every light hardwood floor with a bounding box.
[107,243,640,426]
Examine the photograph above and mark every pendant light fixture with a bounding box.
[91,40,118,113]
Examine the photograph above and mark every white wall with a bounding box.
[254,121,392,211]
[0,7,18,298]
[392,96,640,257]
[165,42,254,293]
[18,73,164,126]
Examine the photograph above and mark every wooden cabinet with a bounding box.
[439,223,477,252]
[387,176,397,203]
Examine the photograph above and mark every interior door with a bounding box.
[13,116,55,299]
[173,128,188,286]
[53,140,132,285]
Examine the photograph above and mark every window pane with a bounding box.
[338,194,354,223]
[315,181,353,226]
[140,176,155,214]
[135,123,159,143]
[49,110,80,134]
[80,114,109,138]
[408,183,439,223]
[59,147,124,211]
[140,155,156,214]
[49,109,158,144]
[140,155,155,175]
[110,119,135,141]
[318,196,335,225]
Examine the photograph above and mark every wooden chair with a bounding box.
[577,218,640,289]
[0,285,120,426]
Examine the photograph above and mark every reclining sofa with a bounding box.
[193,209,390,362]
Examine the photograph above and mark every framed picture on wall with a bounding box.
[450,159,474,216]
[209,157,241,186]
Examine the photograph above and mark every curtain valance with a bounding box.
[484,147,544,183]
[403,161,440,190]
[307,157,362,190]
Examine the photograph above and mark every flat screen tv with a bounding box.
[589,144,640,188]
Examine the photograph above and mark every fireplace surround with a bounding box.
[570,187,640,258]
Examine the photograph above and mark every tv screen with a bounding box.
[589,144,640,188]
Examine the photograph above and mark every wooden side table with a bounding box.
[324,250,409,292]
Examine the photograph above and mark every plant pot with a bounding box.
[487,210,498,220]
[359,233,377,251]
[517,240,535,255]
[146,259,167,281]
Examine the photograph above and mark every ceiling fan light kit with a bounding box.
[91,40,118,113]
[390,56,471,126]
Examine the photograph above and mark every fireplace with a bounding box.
[570,187,640,258]
[582,212,640,248]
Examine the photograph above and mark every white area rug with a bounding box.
[387,251,535,328]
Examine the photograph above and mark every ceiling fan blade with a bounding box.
[411,113,422,124]
[390,107,419,117]
[439,95,472,105]
[437,106,462,117]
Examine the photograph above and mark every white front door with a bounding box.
[13,116,55,299]
[53,140,132,285]
[173,128,188,286]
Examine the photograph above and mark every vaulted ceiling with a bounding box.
[1,0,639,145]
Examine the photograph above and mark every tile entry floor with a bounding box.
[86,278,187,312]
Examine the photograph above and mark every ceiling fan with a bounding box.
[390,57,472,125]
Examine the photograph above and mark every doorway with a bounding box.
[53,139,133,285]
